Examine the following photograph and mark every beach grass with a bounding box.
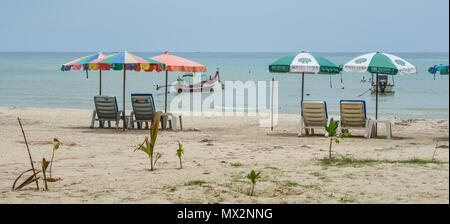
[230,163,243,168]
[184,180,207,186]
[320,155,447,167]
[264,166,279,170]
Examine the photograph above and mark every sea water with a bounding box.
[0,52,448,119]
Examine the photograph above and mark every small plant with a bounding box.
[12,169,41,191]
[49,138,61,179]
[324,121,349,159]
[135,137,160,171]
[134,112,161,171]
[13,120,64,191]
[176,141,184,169]
[14,117,40,191]
[246,170,261,196]
[41,158,50,191]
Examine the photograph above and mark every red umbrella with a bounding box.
[150,51,207,113]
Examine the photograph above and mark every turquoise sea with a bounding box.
[0,52,448,119]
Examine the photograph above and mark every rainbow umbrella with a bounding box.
[61,52,108,95]
[150,51,207,113]
[91,51,165,130]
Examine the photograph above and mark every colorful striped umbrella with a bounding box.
[150,51,207,113]
[91,51,165,130]
[61,53,108,95]
[268,51,340,101]
[428,63,449,79]
[342,51,417,136]
[61,52,107,71]
[90,51,165,72]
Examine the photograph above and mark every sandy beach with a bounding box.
[0,106,448,204]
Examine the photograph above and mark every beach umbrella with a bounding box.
[268,51,341,101]
[342,51,417,135]
[428,63,449,79]
[150,51,207,113]
[90,51,165,130]
[61,52,108,95]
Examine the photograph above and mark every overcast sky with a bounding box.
[0,0,448,52]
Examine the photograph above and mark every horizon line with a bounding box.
[0,50,449,54]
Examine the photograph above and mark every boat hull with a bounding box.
[371,84,395,94]
[175,77,218,93]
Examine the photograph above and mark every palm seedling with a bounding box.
[247,170,261,196]
[15,117,39,190]
[13,119,58,191]
[176,141,184,169]
[134,111,161,171]
[324,120,349,159]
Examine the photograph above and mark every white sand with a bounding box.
[0,107,448,204]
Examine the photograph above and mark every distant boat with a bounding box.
[174,71,220,93]
[370,75,395,94]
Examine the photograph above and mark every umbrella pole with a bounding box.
[99,70,102,96]
[301,72,305,101]
[165,70,168,113]
[271,77,274,131]
[375,74,379,137]
[123,67,126,131]
[329,75,332,88]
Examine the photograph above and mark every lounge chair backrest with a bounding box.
[301,101,328,127]
[340,100,367,127]
[94,96,119,120]
[131,94,156,121]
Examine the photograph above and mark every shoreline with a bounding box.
[2,106,449,120]
[0,107,448,203]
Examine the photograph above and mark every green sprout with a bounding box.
[41,158,50,191]
[176,141,184,169]
[246,170,261,196]
[134,111,161,171]
[49,138,61,178]
[324,120,350,159]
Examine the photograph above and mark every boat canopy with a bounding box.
[182,73,207,78]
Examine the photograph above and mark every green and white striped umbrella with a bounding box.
[269,51,340,101]
[342,51,416,137]
[342,51,416,75]
[269,51,341,74]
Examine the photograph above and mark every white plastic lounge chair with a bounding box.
[129,93,158,129]
[298,100,333,137]
[338,100,372,138]
[91,96,125,129]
